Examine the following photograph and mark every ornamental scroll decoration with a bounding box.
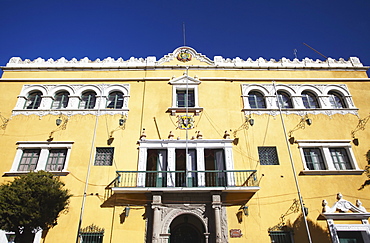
[322,193,367,214]
[80,224,105,234]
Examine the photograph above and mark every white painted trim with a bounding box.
[112,186,260,193]
[12,84,130,117]
[2,77,370,82]
[297,140,360,173]
[137,139,236,187]
[8,141,74,174]
[0,230,42,243]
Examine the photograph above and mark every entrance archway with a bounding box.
[169,214,205,243]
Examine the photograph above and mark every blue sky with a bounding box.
[1,0,370,75]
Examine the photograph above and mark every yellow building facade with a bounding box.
[0,47,369,243]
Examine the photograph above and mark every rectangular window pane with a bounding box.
[269,231,293,243]
[46,149,67,171]
[330,148,353,170]
[18,149,40,171]
[337,231,364,243]
[258,147,279,165]
[176,90,195,107]
[94,148,114,166]
[81,233,104,243]
[303,148,326,170]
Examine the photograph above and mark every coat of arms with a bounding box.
[178,115,194,129]
[177,49,192,62]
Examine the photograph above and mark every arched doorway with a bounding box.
[169,214,205,243]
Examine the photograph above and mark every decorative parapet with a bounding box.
[4,47,366,70]
[321,193,370,222]
[321,193,370,243]
[322,193,367,214]
[214,56,364,69]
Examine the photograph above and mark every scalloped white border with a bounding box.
[5,46,364,69]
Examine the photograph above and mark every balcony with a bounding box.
[103,170,259,206]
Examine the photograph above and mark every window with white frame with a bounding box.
[176,89,195,107]
[79,91,97,109]
[277,91,293,109]
[301,91,320,109]
[6,141,73,176]
[328,91,347,108]
[12,84,130,117]
[241,84,357,116]
[168,75,202,115]
[248,91,266,109]
[24,91,43,109]
[106,91,124,109]
[137,139,235,187]
[51,91,69,109]
[297,140,361,174]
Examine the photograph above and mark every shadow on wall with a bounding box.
[285,213,331,243]
[358,150,370,190]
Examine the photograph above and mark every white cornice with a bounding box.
[1,78,370,82]
[2,46,368,71]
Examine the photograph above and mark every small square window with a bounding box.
[258,147,279,165]
[94,148,114,166]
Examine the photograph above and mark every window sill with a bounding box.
[12,108,129,117]
[242,108,358,116]
[299,170,364,175]
[3,171,70,177]
[167,107,203,116]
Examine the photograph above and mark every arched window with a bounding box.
[52,91,69,109]
[248,91,266,109]
[302,91,320,109]
[24,91,42,109]
[80,91,96,109]
[106,91,124,109]
[328,91,346,108]
[277,91,293,108]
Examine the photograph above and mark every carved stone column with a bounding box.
[152,194,162,243]
[212,194,222,243]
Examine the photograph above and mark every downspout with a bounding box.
[272,81,312,243]
[75,88,103,243]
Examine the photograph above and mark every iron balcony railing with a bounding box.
[106,170,258,190]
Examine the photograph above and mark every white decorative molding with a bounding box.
[242,83,358,116]
[322,193,368,214]
[4,47,366,70]
[157,46,214,65]
[12,84,130,117]
[321,193,370,243]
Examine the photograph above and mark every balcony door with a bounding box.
[205,149,226,186]
[176,149,197,187]
[146,149,167,187]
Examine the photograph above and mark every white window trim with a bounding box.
[4,141,74,176]
[0,230,42,243]
[12,84,130,117]
[241,84,358,116]
[323,218,370,243]
[297,140,363,175]
[168,75,203,116]
[137,139,235,187]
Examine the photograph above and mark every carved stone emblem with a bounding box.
[177,49,192,62]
